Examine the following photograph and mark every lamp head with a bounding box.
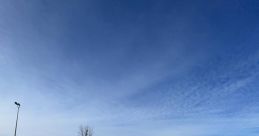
[14,102,20,107]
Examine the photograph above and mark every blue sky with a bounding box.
[0,0,259,136]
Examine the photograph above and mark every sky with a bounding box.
[0,0,259,136]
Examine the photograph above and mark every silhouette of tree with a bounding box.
[79,125,93,136]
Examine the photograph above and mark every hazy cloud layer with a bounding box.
[1,0,259,136]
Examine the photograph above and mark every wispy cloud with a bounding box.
[1,0,259,136]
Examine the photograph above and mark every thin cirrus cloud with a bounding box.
[1,0,259,136]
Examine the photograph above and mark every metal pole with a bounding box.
[14,102,20,136]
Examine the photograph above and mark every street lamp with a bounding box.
[14,102,21,136]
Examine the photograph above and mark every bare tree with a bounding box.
[79,125,93,136]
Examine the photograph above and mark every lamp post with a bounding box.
[14,102,21,136]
